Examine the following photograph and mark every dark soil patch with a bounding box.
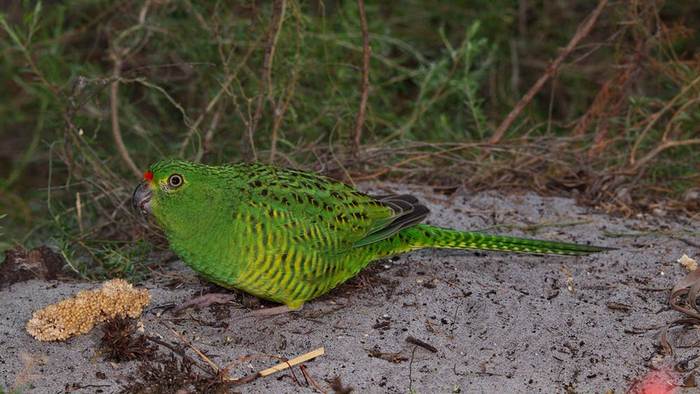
[0,246,73,287]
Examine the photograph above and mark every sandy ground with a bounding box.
[1,184,699,393]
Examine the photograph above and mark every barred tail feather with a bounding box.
[406,224,610,256]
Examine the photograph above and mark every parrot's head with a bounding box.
[132,159,223,235]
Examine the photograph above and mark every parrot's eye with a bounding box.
[167,174,184,188]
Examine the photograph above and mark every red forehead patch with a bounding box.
[144,170,154,181]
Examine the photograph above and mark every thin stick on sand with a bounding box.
[230,347,325,384]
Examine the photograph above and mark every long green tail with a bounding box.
[403,224,610,256]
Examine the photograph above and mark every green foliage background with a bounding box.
[1,0,699,277]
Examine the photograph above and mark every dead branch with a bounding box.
[573,0,651,150]
[572,40,645,156]
[194,105,223,162]
[109,54,141,178]
[352,142,483,181]
[269,68,299,162]
[178,37,260,159]
[108,1,153,178]
[247,0,287,161]
[629,74,700,166]
[352,0,371,153]
[490,0,608,144]
[628,138,700,174]
[270,3,303,162]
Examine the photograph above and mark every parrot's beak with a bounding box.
[132,181,152,215]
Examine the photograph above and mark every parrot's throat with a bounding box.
[157,205,242,287]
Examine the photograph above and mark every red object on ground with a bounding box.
[627,367,680,394]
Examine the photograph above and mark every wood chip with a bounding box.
[258,347,325,377]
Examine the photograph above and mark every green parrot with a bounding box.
[133,159,609,310]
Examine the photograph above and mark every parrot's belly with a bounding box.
[230,252,366,309]
[176,245,371,309]
[169,227,393,308]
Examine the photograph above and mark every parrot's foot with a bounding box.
[172,293,236,314]
[251,303,304,317]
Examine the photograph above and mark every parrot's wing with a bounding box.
[351,194,429,247]
[245,194,428,250]
[237,165,430,250]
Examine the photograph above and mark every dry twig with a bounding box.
[168,327,221,375]
[179,38,260,159]
[258,347,325,377]
[108,1,153,177]
[109,55,141,178]
[490,0,608,144]
[352,0,371,153]
[405,336,437,353]
[627,74,700,172]
[231,347,325,384]
[628,138,700,174]
[270,2,303,162]
[669,269,700,321]
[661,269,700,358]
[194,105,223,162]
[299,364,326,393]
[247,0,287,161]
